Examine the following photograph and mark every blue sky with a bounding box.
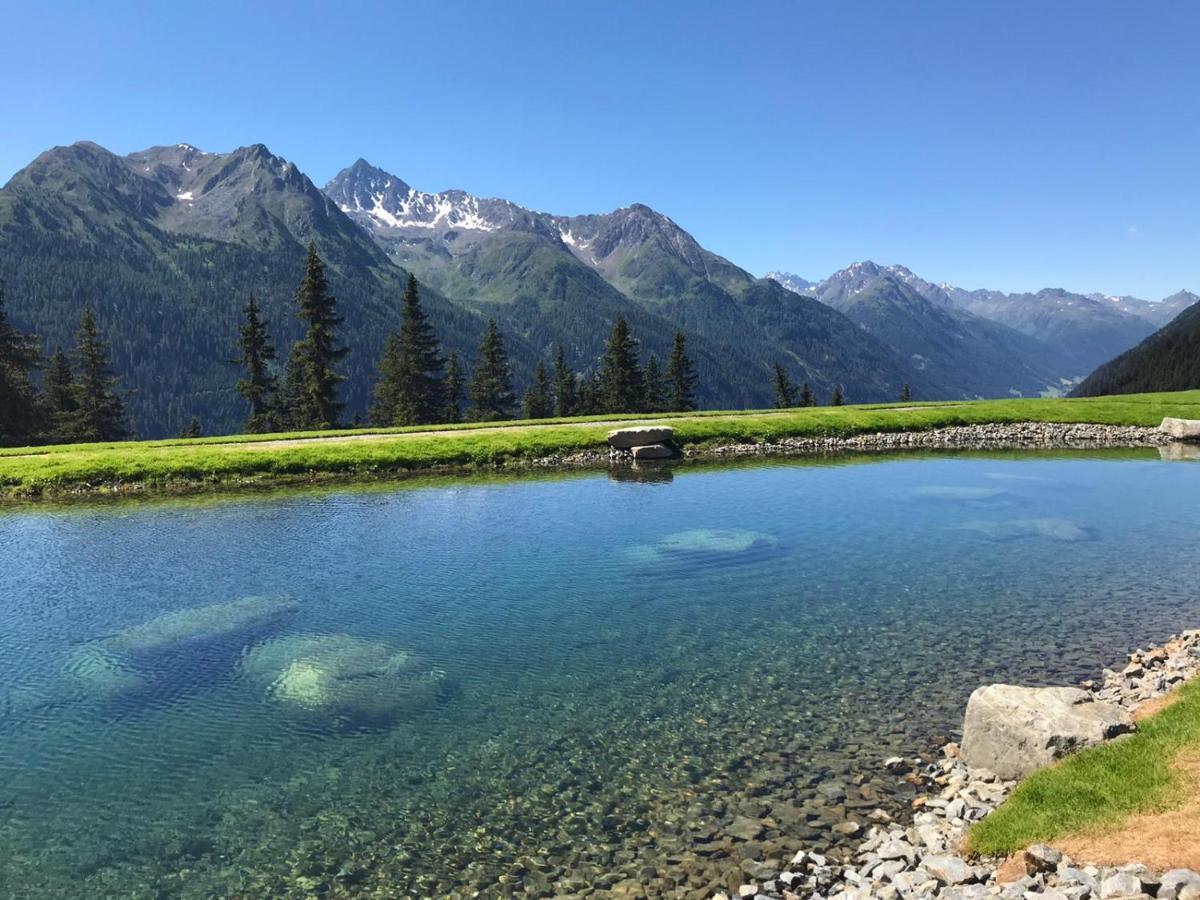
[2,1,1196,298]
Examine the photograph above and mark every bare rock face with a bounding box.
[961,684,1135,780]
[607,426,674,449]
[1160,417,1200,441]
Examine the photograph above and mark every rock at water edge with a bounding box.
[608,426,675,449]
[961,684,1135,780]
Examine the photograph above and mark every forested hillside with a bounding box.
[1073,302,1200,397]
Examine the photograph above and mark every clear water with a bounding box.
[2,451,1199,899]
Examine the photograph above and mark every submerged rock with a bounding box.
[64,595,298,704]
[626,528,779,568]
[958,518,1094,542]
[911,485,1007,501]
[242,634,445,727]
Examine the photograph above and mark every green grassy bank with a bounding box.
[968,678,1200,855]
[2,391,1198,499]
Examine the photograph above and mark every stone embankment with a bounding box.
[689,424,1168,461]
[722,630,1200,900]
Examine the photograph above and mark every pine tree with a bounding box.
[370,273,444,426]
[772,363,795,409]
[180,416,203,438]
[43,346,79,442]
[575,371,599,416]
[282,243,346,429]
[830,385,845,406]
[553,345,576,417]
[0,284,44,445]
[643,353,666,412]
[233,294,278,433]
[442,352,464,424]
[522,360,553,419]
[598,315,644,413]
[798,381,815,407]
[665,330,698,412]
[901,383,912,402]
[467,320,514,422]
[73,306,130,442]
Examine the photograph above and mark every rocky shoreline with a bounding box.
[723,629,1200,900]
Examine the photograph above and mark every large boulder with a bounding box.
[961,685,1135,780]
[1160,418,1200,441]
[242,634,445,727]
[608,426,674,449]
[630,443,675,460]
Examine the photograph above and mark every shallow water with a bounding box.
[2,451,1199,898]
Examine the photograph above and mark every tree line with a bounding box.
[0,244,701,445]
[1,242,915,447]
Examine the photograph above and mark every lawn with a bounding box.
[967,678,1200,858]
[2,390,1199,499]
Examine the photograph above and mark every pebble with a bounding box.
[731,628,1200,900]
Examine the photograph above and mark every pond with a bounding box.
[2,451,1199,898]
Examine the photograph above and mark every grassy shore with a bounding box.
[967,678,1200,856]
[2,390,1198,499]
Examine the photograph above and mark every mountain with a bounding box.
[1088,290,1200,328]
[0,142,492,436]
[763,272,814,295]
[1073,301,1200,397]
[325,161,923,405]
[939,285,1159,375]
[797,263,1068,398]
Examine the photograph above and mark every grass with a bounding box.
[968,677,1200,856]
[1,390,1198,499]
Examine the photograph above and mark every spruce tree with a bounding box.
[598,315,644,413]
[830,385,845,406]
[553,345,576,417]
[43,346,79,442]
[665,330,698,412]
[442,352,464,424]
[282,243,346,429]
[0,284,44,445]
[901,383,912,402]
[643,353,666,412]
[370,273,444,426]
[467,320,514,421]
[522,360,553,419]
[73,306,130,442]
[772,362,795,409]
[233,294,278,433]
[798,381,815,407]
[180,416,203,438]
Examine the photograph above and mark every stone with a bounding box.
[607,426,675,449]
[629,443,675,460]
[1025,843,1063,875]
[1159,418,1200,441]
[1179,885,1200,900]
[1100,872,1145,899]
[241,633,444,726]
[924,855,974,886]
[1161,870,1200,899]
[727,816,765,842]
[961,684,1136,779]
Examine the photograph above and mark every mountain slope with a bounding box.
[797,263,1069,398]
[942,285,1159,375]
[326,163,923,404]
[1073,302,1200,397]
[0,142,495,436]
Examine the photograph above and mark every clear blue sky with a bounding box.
[2,1,1196,298]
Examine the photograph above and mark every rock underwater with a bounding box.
[241,634,447,728]
[625,528,780,568]
[61,595,299,706]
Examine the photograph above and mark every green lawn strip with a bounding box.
[967,678,1200,856]
[2,391,1199,496]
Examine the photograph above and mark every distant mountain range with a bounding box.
[768,266,1197,395]
[0,140,1194,437]
[1072,300,1200,397]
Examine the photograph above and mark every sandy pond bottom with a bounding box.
[1,451,1199,899]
